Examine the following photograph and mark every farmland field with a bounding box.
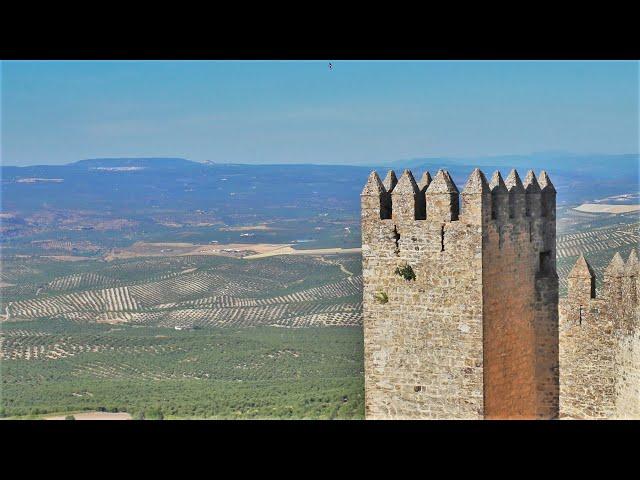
[1,254,363,327]
[0,253,365,419]
[2,210,639,418]
[1,321,364,419]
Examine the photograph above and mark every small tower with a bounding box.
[425,169,459,221]
[567,254,596,303]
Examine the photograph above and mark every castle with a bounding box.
[361,167,638,419]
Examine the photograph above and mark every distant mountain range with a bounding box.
[5,152,638,178]
[2,154,637,215]
[387,153,639,180]
[70,157,198,169]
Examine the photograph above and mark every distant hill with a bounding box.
[389,153,639,180]
[71,158,200,169]
[1,154,637,217]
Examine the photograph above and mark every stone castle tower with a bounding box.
[361,167,559,419]
[559,251,639,419]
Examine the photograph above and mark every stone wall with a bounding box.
[559,251,639,419]
[615,331,640,419]
[362,167,559,419]
[362,170,484,419]
[559,299,617,418]
[482,169,559,419]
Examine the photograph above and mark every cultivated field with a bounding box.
[103,241,292,261]
[574,203,640,214]
[1,254,363,328]
[44,412,133,420]
[2,199,637,419]
[0,321,364,419]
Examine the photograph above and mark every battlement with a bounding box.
[567,251,639,301]
[362,168,557,259]
[560,249,639,419]
[361,168,556,225]
[565,250,639,331]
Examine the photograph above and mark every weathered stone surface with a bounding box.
[504,169,526,219]
[569,254,596,279]
[489,171,509,223]
[392,170,422,222]
[523,170,541,193]
[567,254,596,303]
[425,170,459,222]
[382,170,398,193]
[538,170,556,193]
[418,171,432,193]
[489,171,508,193]
[362,167,559,419]
[426,169,459,194]
[505,169,525,193]
[523,170,542,219]
[559,251,639,419]
[461,169,492,226]
[462,168,490,195]
[362,170,386,196]
[363,167,637,420]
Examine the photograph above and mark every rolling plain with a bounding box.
[1,157,637,419]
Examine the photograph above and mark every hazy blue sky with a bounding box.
[1,61,638,166]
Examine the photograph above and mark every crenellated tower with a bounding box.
[361,167,559,419]
[559,251,640,419]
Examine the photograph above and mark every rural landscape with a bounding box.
[2,57,639,421]
[1,155,638,419]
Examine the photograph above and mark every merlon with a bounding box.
[462,168,490,195]
[569,254,596,279]
[361,171,386,196]
[418,171,432,192]
[523,170,541,193]
[393,169,420,195]
[538,171,556,193]
[504,169,525,193]
[383,170,398,193]
[605,252,626,276]
[426,169,459,194]
[489,171,508,193]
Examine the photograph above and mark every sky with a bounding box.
[1,60,638,166]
